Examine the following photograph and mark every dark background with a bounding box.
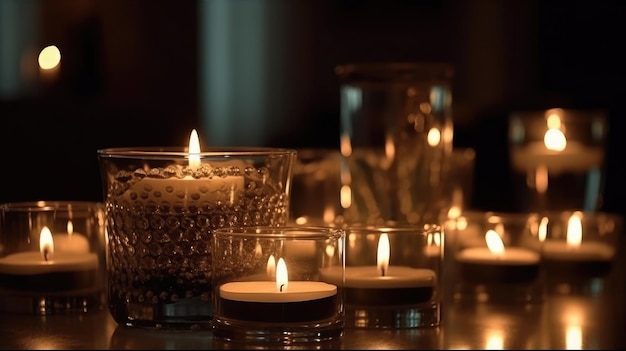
[1,0,625,217]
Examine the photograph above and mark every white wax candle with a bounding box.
[320,266,436,289]
[542,241,614,261]
[219,281,337,303]
[51,233,90,253]
[128,174,244,204]
[0,251,98,275]
[456,247,540,266]
[510,141,603,173]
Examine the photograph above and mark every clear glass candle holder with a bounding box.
[508,108,608,212]
[531,210,622,296]
[0,201,106,315]
[211,226,345,345]
[327,224,443,329]
[446,211,544,305]
[97,147,296,330]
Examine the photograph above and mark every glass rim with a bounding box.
[335,61,454,82]
[0,201,104,213]
[213,226,346,240]
[509,108,608,122]
[97,147,297,159]
[344,223,443,235]
[452,210,623,223]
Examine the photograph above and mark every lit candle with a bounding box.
[0,226,98,292]
[511,126,604,174]
[456,230,540,284]
[541,213,615,279]
[124,129,244,205]
[320,233,437,306]
[218,258,338,323]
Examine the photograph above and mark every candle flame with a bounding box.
[276,257,288,292]
[567,212,583,248]
[485,230,505,255]
[188,129,201,170]
[543,128,567,152]
[67,220,74,237]
[538,216,549,242]
[39,226,54,261]
[266,254,276,278]
[377,233,390,277]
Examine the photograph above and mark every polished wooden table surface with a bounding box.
[0,277,624,350]
[1,236,625,350]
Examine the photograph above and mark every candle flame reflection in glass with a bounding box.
[567,212,583,247]
[266,255,276,278]
[544,128,567,152]
[485,230,505,255]
[276,258,288,292]
[377,233,390,276]
[39,226,54,261]
[538,216,549,241]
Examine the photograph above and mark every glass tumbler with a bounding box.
[97,147,296,330]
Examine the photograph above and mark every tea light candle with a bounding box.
[456,230,540,284]
[50,220,90,254]
[541,213,615,278]
[125,129,244,205]
[320,233,436,306]
[510,128,604,174]
[0,227,98,292]
[218,258,338,323]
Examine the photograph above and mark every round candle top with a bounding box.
[0,251,98,275]
[52,233,90,253]
[219,281,337,303]
[510,141,604,173]
[320,266,437,289]
[542,241,615,261]
[457,247,540,266]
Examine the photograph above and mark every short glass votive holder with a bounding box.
[97,146,296,330]
[508,108,608,212]
[329,224,442,329]
[531,210,622,296]
[211,226,346,345]
[447,211,544,305]
[0,201,106,315]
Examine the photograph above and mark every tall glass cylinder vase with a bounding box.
[336,62,455,225]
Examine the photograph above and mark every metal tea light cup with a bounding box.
[97,146,296,330]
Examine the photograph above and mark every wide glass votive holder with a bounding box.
[97,147,296,330]
[212,226,346,345]
[531,210,622,296]
[447,211,544,305]
[322,224,442,329]
[508,108,608,212]
[0,201,106,315]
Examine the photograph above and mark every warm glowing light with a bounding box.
[188,129,201,169]
[340,134,352,157]
[38,45,61,70]
[535,164,548,193]
[565,326,583,350]
[66,220,74,236]
[538,216,549,242]
[340,185,352,209]
[266,255,276,278]
[546,113,562,129]
[377,233,390,276]
[485,230,505,255]
[485,331,504,350]
[427,127,441,147]
[254,241,263,257]
[39,226,54,261]
[567,212,583,247]
[544,128,567,151]
[448,205,461,219]
[276,257,288,291]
